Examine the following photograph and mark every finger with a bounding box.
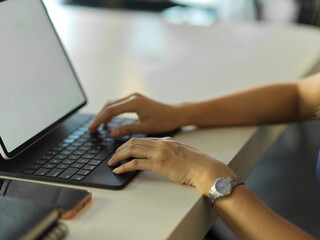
[113,159,152,174]
[114,137,159,154]
[88,97,140,133]
[110,123,149,137]
[108,144,152,166]
[89,107,112,133]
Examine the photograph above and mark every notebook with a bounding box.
[0,196,67,240]
[0,0,143,189]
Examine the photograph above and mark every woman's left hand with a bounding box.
[109,137,235,195]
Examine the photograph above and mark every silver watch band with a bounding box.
[208,176,244,203]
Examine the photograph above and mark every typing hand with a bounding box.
[108,137,235,195]
[89,93,181,137]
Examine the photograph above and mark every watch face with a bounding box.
[216,178,232,195]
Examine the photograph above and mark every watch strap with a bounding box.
[208,176,243,203]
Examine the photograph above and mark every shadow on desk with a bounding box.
[205,119,320,240]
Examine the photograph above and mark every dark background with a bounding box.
[61,0,320,26]
[207,120,320,239]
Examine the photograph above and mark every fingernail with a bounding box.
[113,167,120,174]
[108,158,113,166]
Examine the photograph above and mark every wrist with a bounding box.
[194,157,236,196]
[208,176,244,204]
[174,102,197,127]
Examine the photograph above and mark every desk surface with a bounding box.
[28,2,320,239]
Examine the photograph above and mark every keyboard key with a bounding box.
[82,154,95,159]
[58,168,78,179]
[34,168,50,176]
[47,151,58,156]
[82,165,96,171]
[79,134,90,140]
[94,145,105,150]
[73,150,86,155]
[78,146,90,151]
[63,138,75,144]
[88,160,102,166]
[46,168,63,177]
[57,143,69,148]
[97,142,110,147]
[76,138,87,143]
[88,137,99,143]
[52,146,64,151]
[55,154,67,160]
[77,158,90,164]
[77,169,91,176]
[28,164,42,170]
[73,130,86,136]
[62,159,76,165]
[97,133,109,139]
[71,175,85,181]
[71,142,82,147]
[56,163,70,169]
[71,163,84,168]
[68,134,80,139]
[41,155,52,160]
[43,163,56,169]
[35,160,47,165]
[83,142,95,147]
[67,155,80,160]
[61,150,73,155]
[65,146,78,151]
[49,159,62,164]
[24,169,35,174]
[87,149,100,154]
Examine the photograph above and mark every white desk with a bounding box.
[36,2,320,239]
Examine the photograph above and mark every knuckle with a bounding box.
[130,137,138,144]
[164,136,174,141]
[105,105,114,115]
[131,92,142,98]
[104,100,112,108]
[160,140,171,149]
[129,94,143,106]
[128,143,135,152]
[130,159,139,169]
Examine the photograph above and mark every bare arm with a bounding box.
[177,72,320,127]
[214,186,314,240]
[176,83,300,127]
[109,137,315,240]
[89,73,320,136]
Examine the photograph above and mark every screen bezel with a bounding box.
[0,0,87,159]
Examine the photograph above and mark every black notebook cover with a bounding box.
[0,196,60,240]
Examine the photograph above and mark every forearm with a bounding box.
[214,185,315,240]
[176,83,300,127]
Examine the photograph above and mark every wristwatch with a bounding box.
[208,176,244,204]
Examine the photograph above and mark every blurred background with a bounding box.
[45,1,320,239]
[58,0,320,27]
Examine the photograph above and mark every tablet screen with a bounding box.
[0,0,86,158]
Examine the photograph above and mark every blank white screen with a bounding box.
[0,0,86,153]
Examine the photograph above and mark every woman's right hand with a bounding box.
[109,137,235,195]
[89,93,182,137]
